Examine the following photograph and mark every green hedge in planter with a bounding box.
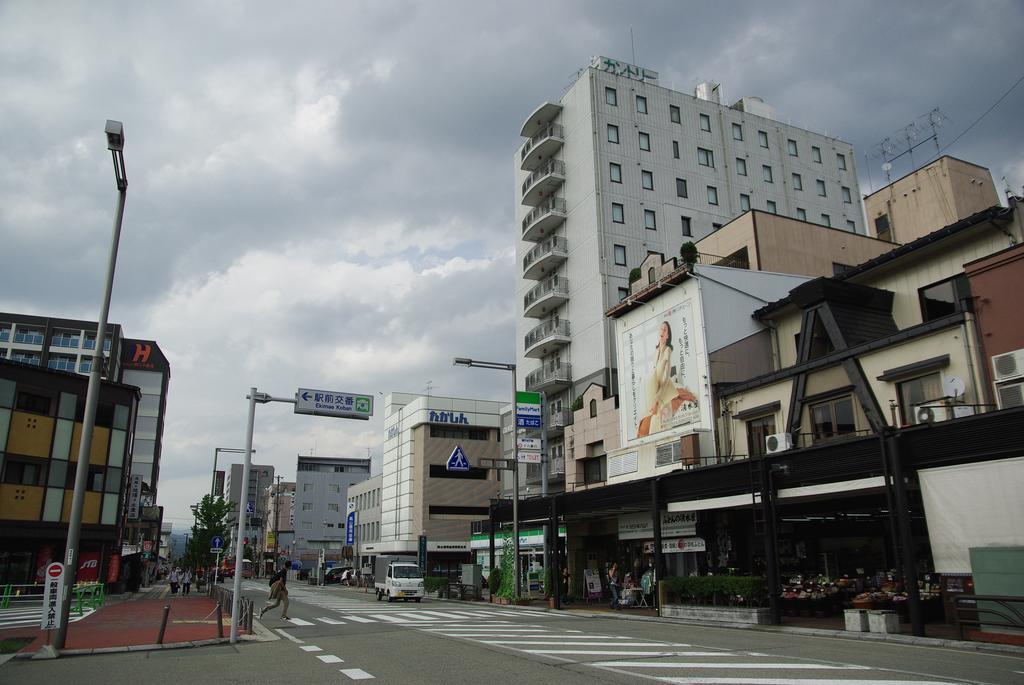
[424,576,448,594]
[663,575,767,606]
[488,567,502,595]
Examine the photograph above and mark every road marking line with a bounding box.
[341,615,377,623]
[317,654,344,663]
[339,668,375,680]
[524,649,716,656]
[288,617,316,626]
[368,614,413,623]
[317,617,346,625]
[395,613,438,622]
[300,646,323,652]
[276,629,304,644]
[417,611,475,619]
[481,641,690,647]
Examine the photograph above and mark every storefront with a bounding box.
[471,525,566,586]
[617,510,703,580]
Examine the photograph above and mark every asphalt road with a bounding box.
[4,582,1022,684]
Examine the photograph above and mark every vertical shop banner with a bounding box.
[127,474,143,519]
[346,511,356,546]
[107,553,121,583]
[619,296,706,444]
[418,534,427,574]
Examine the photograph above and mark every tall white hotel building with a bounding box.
[514,57,863,486]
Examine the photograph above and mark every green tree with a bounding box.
[496,535,518,600]
[188,494,234,571]
[680,241,699,269]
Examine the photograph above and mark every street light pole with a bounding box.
[453,357,521,598]
[212,447,251,499]
[55,120,127,652]
[230,388,258,643]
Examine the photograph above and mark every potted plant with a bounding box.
[487,567,502,603]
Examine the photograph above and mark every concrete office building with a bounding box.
[0,314,123,378]
[514,57,863,491]
[379,394,502,576]
[292,456,370,571]
[262,479,295,566]
[224,462,274,553]
[348,474,382,571]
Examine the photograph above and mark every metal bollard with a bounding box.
[156,604,171,644]
[216,602,224,638]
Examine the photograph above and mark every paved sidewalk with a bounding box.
[0,594,243,657]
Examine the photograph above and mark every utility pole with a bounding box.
[274,475,282,570]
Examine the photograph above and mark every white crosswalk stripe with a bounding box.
[0,606,95,630]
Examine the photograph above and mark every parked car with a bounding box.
[323,566,354,585]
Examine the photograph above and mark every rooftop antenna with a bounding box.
[900,122,920,171]
[424,380,435,397]
[923,107,950,160]
[630,27,636,64]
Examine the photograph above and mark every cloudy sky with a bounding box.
[2,1,1022,533]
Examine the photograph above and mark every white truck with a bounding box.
[374,556,424,603]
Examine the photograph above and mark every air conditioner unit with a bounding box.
[996,381,1024,410]
[913,403,950,425]
[765,432,793,454]
[992,349,1024,383]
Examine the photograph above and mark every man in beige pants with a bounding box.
[259,569,289,619]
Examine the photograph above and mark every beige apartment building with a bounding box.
[864,156,999,244]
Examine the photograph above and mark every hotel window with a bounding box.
[302,521,312,530]
[303,483,313,492]
[898,372,943,425]
[47,354,78,372]
[735,158,747,176]
[706,186,719,206]
[51,331,80,348]
[638,132,651,151]
[14,328,44,345]
[810,395,856,442]
[796,207,807,221]
[697,147,714,167]
[3,459,45,486]
[11,351,40,366]
[792,173,803,190]
[875,214,891,241]
[605,87,617,106]
[762,164,773,183]
[837,153,847,170]
[641,170,654,190]
[611,202,624,223]
[609,162,622,183]
[328,484,340,493]
[675,178,688,198]
[613,244,627,266]
[681,216,692,236]
[328,503,340,512]
[607,124,619,144]
[812,145,822,163]
[767,200,777,214]
[618,287,629,302]
[787,139,798,156]
[636,95,648,114]
[740,194,751,211]
[583,456,605,484]
[847,220,857,231]
[699,113,711,132]
[821,214,831,227]
[746,414,777,457]
[758,130,769,148]
[644,209,657,230]
[919,274,971,322]
[842,186,852,203]
[672,140,680,159]
[816,179,827,196]
[670,105,681,123]
[732,122,743,140]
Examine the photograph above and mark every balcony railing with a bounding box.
[522,236,568,276]
[524,276,569,318]
[524,319,570,353]
[521,159,566,206]
[548,409,572,430]
[522,197,566,241]
[520,124,565,171]
[525,361,572,391]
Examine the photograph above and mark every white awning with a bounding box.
[668,494,753,512]
[919,456,1024,573]
[777,476,885,500]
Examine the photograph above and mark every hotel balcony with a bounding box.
[524,319,571,359]
[522,197,566,242]
[521,159,565,207]
[548,409,573,434]
[519,102,562,139]
[525,361,572,393]
[522,236,568,280]
[520,123,565,172]
[523,276,569,319]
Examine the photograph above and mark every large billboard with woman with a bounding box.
[617,290,708,445]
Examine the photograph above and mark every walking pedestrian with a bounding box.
[182,568,192,595]
[259,568,289,620]
[168,567,180,595]
[607,562,621,610]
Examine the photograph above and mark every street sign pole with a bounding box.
[230,387,258,644]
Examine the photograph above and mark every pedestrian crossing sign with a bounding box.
[446,445,470,472]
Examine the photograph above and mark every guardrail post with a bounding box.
[216,602,224,638]
[156,604,171,644]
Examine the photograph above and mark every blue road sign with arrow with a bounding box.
[211,536,224,549]
[446,445,470,472]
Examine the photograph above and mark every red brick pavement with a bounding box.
[1,596,243,654]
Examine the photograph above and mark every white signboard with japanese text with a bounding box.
[127,474,143,520]
[41,562,65,630]
[618,510,697,541]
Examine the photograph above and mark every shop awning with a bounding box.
[667,494,753,512]
[776,476,885,501]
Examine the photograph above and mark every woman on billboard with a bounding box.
[637,321,698,437]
